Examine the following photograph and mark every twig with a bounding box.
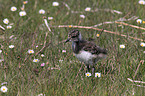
[14,18,21,32]
[115,21,145,30]
[33,0,38,10]
[52,25,145,42]
[32,24,40,47]
[48,67,60,70]
[127,78,145,84]
[93,8,122,14]
[133,60,143,79]
[71,11,83,13]
[93,16,138,27]
[0,25,5,31]
[63,2,70,10]
[133,84,145,88]
[35,17,53,55]
[44,18,52,32]
[74,64,83,83]
[111,10,122,14]
[93,21,114,27]
[127,16,138,21]
[35,17,54,55]
[71,8,122,14]
[35,41,51,56]
[20,17,31,26]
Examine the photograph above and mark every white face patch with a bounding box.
[79,33,82,40]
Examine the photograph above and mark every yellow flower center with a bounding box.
[3,88,5,91]
[30,51,32,53]
[96,34,100,37]
[87,74,89,76]
[69,25,72,28]
[141,1,144,4]
[23,1,27,4]
[143,21,145,23]
[141,44,143,46]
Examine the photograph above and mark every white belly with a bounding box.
[74,50,107,64]
[75,50,95,63]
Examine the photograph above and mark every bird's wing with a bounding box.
[81,41,107,55]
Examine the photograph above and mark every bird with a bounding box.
[65,29,107,75]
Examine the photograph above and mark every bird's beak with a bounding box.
[65,38,71,43]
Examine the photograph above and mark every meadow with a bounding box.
[0,0,145,95]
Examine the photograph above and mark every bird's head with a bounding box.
[65,29,82,43]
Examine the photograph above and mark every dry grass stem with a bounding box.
[127,78,145,84]
[54,25,145,41]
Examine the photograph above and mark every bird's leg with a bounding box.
[92,59,96,75]
[92,66,95,75]
[86,65,90,72]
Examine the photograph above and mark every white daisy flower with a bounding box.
[139,0,145,5]
[140,42,145,47]
[39,9,45,14]
[9,45,14,49]
[28,49,34,54]
[41,54,45,57]
[95,72,101,77]
[85,7,91,11]
[80,15,85,18]
[11,6,17,11]
[136,19,142,23]
[3,18,9,24]
[0,50,2,53]
[62,50,66,53]
[143,51,145,53]
[85,72,91,77]
[19,11,26,16]
[33,59,39,63]
[52,2,59,6]
[0,86,8,93]
[6,25,12,29]
[119,44,125,48]
[48,17,53,20]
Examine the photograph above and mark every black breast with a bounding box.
[72,40,107,55]
[72,40,87,54]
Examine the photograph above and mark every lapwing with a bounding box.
[65,29,107,75]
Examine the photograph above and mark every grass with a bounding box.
[0,0,145,95]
